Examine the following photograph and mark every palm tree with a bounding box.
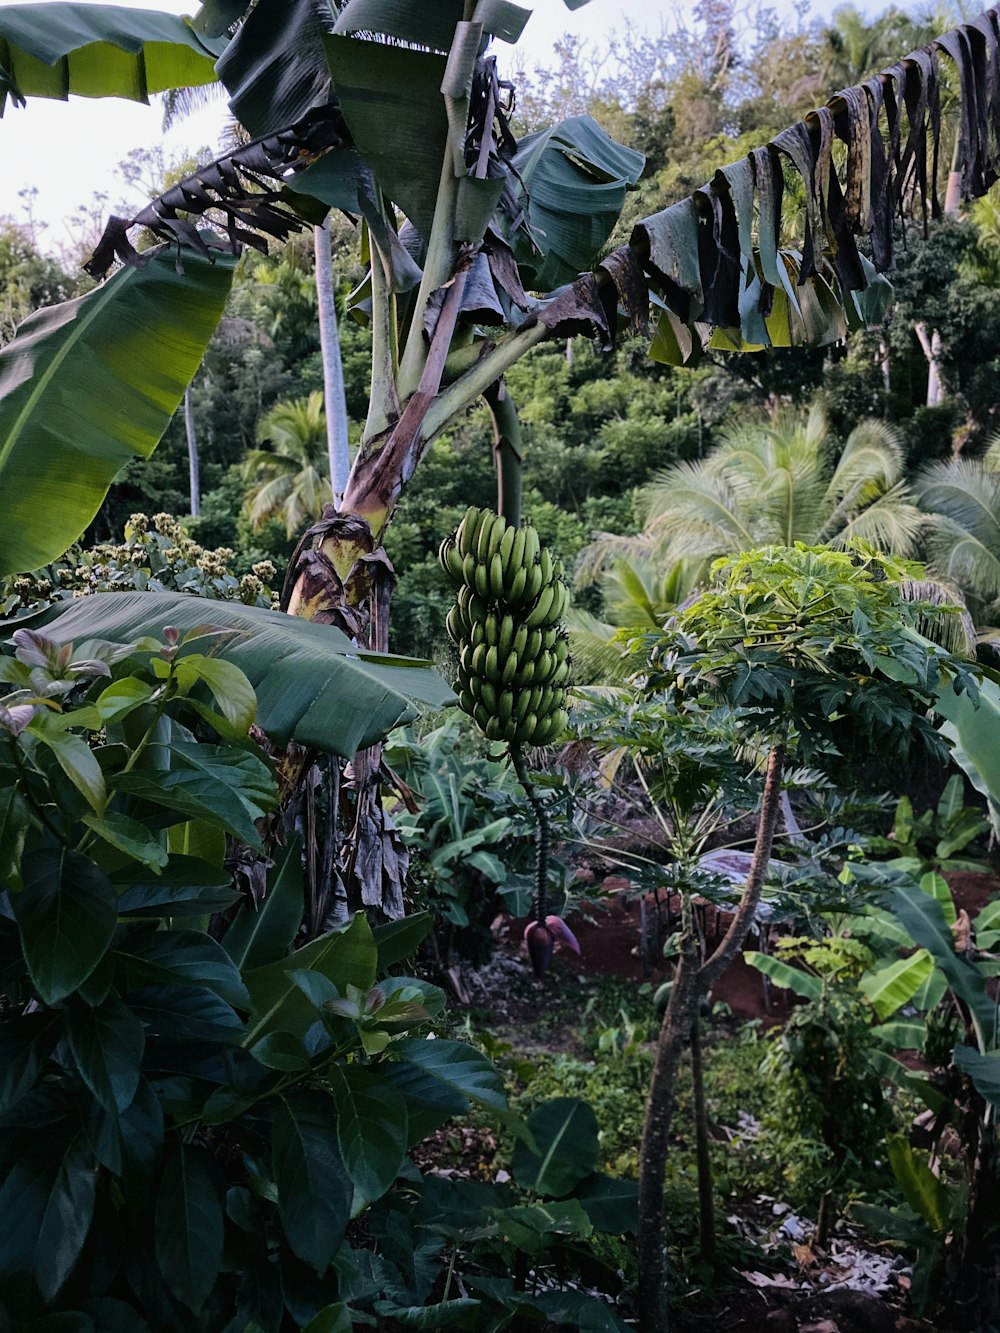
[915,444,1000,645]
[568,554,709,683]
[580,403,922,582]
[242,392,332,537]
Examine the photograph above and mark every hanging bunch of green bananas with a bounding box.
[439,506,570,748]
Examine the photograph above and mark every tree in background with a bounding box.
[242,391,332,537]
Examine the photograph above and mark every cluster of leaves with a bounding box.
[0,626,508,1329]
[2,512,278,617]
[650,543,980,762]
[385,718,532,959]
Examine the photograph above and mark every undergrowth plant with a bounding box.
[0,626,507,1330]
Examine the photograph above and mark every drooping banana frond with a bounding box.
[85,104,351,280]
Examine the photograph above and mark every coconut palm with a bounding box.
[580,403,923,582]
[568,553,710,683]
[242,392,333,537]
[915,443,1000,646]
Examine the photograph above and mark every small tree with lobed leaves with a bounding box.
[632,542,980,1333]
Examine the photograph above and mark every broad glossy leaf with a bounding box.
[302,1306,352,1333]
[512,1097,599,1198]
[172,654,257,737]
[82,811,168,871]
[324,36,448,238]
[12,593,452,756]
[371,1300,482,1328]
[243,912,376,1045]
[886,1134,950,1232]
[127,984,244,1045]
[216,0,333,137]
[224,836,303,970]
[116,929,249,1010]
[327,1065,408,1212]
[507,116,644,291]
[534,1287,631,1331]
[155,1145,224,1313]
[0,1012,56,1115]
[860,950,934,1020]
[0,1135,95,1300]
[28,720,106,814]
[115,856,238,918]
[66,996,144,1113]
[113,741,276,847]
[272,1091,352,1274]
[953,1044,1000,1106]
[382,1037,505,1141]
[34,1135,97,1301]
[0,249,234,575]
[744,950,822,1000]
[573,1173,638,1234]
[372,911,434,971]
[891,885,995,1041]
[12,848,117,1003]
[0,4,223,113]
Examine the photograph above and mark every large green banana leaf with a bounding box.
[4,592,453,756]
[0,4,224,113]
[0,247,235,577]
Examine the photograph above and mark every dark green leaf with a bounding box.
[34,1136,96,1301]
[116,929,249,1010]
[65,996,144,1113]
[534,1288,631,1331]
[373,912,434,971]
[324,36,448,238]
[243,912,376,1045]
[573,1173,638,1234]
[327,1065,408,1211]
[370,1301,481,1329]
[12,593,451,756]
[272,1091,352,1274]
[112,740,275,848]
[224,836,303,969]
[216,0,333,137]
[0,1013,56,1116]
[81,811,168,871]
[0,786,29,886]
[953,1044,1000,1106]
[512,1098,599,1198]
[12,849,117,1004]
[507,116,644,290]
[115,857,238,918]
[382,1038,505,1141]
[155,1146,224,1313]
[0,249,234,576]
[127,984,244,1045]
[301,1306,352,1333]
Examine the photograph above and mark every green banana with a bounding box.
[474,560,490,601]
[507,565,527,605]
[489,551,505,601]
[497,614,514,659]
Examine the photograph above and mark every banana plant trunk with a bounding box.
[636,746,784,1333]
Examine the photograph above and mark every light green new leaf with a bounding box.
[744,950,822,1000]
[0,247,235,575]
[0,4,223,113]
[886,1134,950,1233]
[8,592,452,757]
[82,811,169,872]
[860,949,934,1019]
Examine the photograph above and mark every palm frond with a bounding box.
[828,484,923,553]
[564,609,643,687]
[898,577,978,657]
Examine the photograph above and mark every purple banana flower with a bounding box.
[523,915,581,976]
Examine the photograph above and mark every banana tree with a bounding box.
[5,0,1000,927]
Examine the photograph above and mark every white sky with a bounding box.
[2,0,888,256]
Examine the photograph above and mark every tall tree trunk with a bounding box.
[184,384,200,517]
[914,321,944,407]
[690,1014,716,1267]
[637,746,784,1333]
[314,218,350,508]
